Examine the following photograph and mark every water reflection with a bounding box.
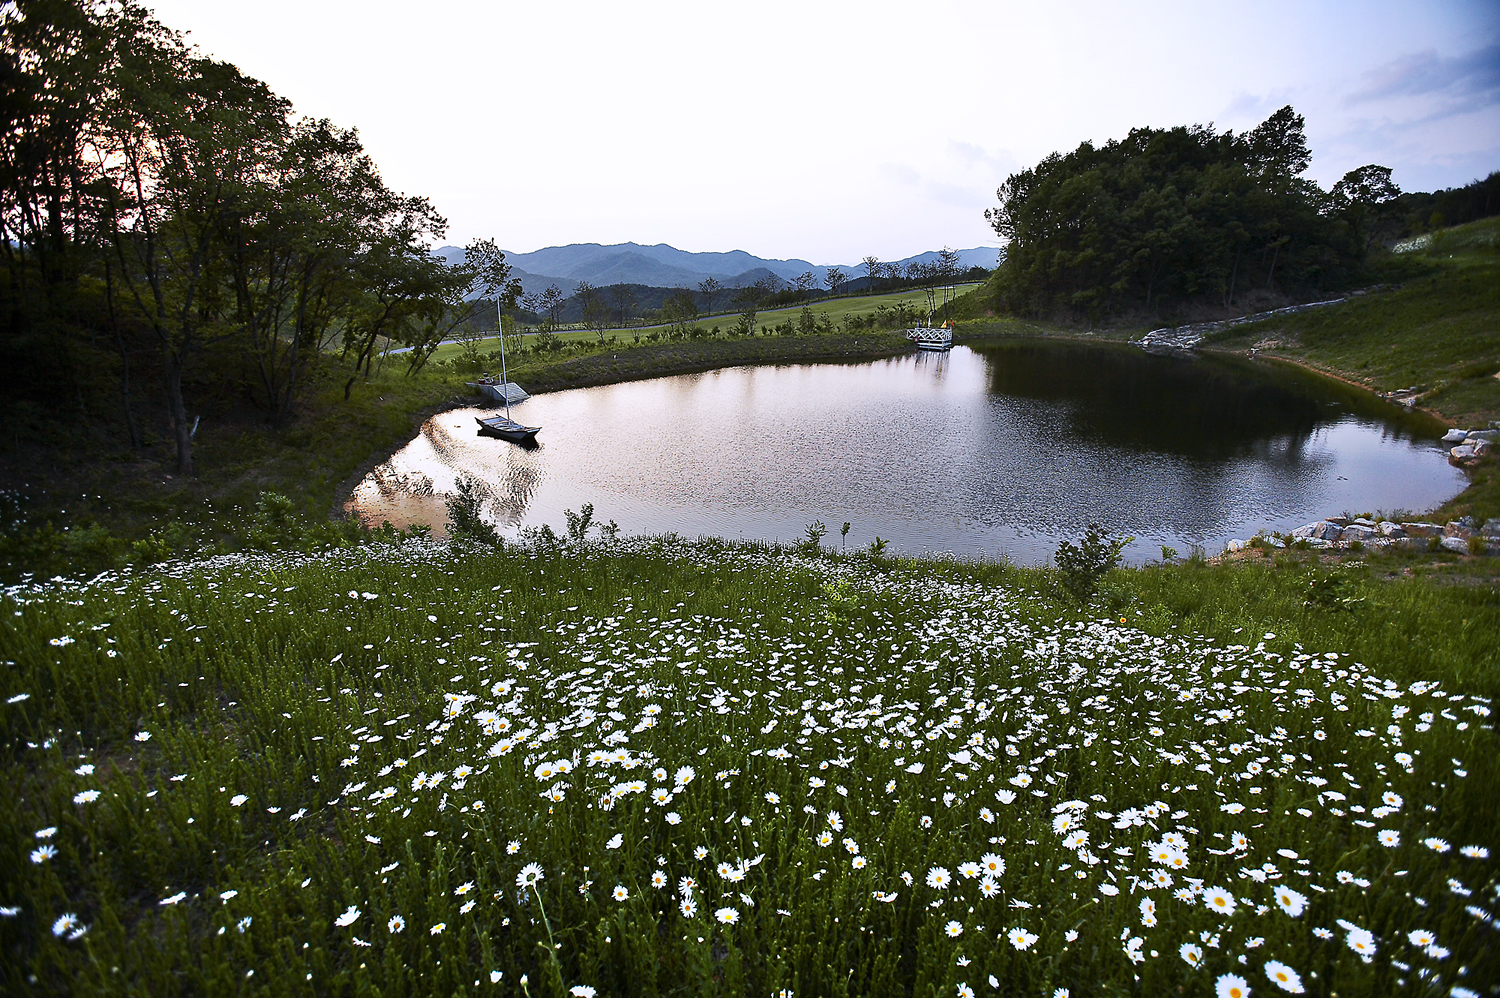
[345,341,1464,564]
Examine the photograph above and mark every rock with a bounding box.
[1364,537,1393,551]
[1292,521,1344,541]
[1442,428,1471,443]
[1401,522,1443,538]
[1451,444,1477,462]
[1458,515,1481,529]
[1376,521,1405,538]
[1340,525,1376,542]
[1225,539,1248,552]
[1474,439,1494,457]
[1481,520,1500,538]
[1466,428,1500,442]
[1444,521,1475,539]
[1325,516,1352,527]
[1439,536,1471,555]
[1306,538,1332,549]
[1392,536,1427,551]
[1351,517,1377,528]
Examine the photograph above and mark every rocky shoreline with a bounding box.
[1443,424,1498,466]
[1226,514,1499,557]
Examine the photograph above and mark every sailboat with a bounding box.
[475,304,541,444]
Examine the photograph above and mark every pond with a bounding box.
[344,340,1465,565]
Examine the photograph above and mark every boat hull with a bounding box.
[475,415,540,443]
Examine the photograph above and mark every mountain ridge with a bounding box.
[433,241,999,296]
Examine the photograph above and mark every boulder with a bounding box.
[1292,521,1344,541]
[1340,525,1376,542]
[1364,537,1393,551]
[1401,522,1443,538]
[1392,537,1427,551]
[1466,428,1500,442]
[1451,444,1477,462]
[1442,428,1471,443]
[1351,517,1377,528]
[1306,538,1333,549]
[1439,536,1471,555]
[1481,520,1500,538]
[1444,521,1475,539]
[1473,439,1494,457]
[1325,516,1352,527]
[1376,521,1405,538]
[1225,539,1248,553]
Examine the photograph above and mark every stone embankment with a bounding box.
[1226,515,1500,557]
[1137,297,1350,351]
[1443,425,1499,466]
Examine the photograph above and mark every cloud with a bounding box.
[1344,41,1500,114]
[946,140,1023,177]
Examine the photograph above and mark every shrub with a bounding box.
[445,475,501,547]
[1303,566,1365,611]
[798,520,827,557]
[1054,523,1130,604]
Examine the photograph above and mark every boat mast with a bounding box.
[497,297,510,420]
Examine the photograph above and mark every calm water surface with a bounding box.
[345,341,1464,564]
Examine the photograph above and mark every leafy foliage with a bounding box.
[1054,522,1130,604]
[985,107,1401,321]
[445,476,502,547]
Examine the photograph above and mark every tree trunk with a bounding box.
[163,349,193,476]
[105,260,141,449]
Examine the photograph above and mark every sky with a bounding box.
[145,0,1500,265]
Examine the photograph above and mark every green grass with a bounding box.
[1,535,1496,996]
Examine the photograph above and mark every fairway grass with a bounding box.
[2,536,1495,996]
[427,284,983,366]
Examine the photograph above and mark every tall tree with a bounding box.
[696,276,723,313]
[539,284,564,331]
[862,255,881,291]
[985,106,1373,321]
[608,282,637,327]
[731,279,772,334]
[661,288,697,336]
[572,280,608,341]
[95,28,292,475]
[823,267,847,297]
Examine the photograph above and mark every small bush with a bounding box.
[1054,523,1130,604]
[1304,566,1365,611]
[445,476,501,547]
[798,520,827,557]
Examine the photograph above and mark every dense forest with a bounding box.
[984,105,1497,322]
[1,0,516,476]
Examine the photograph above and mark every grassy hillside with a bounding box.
[1203,216,1500,428]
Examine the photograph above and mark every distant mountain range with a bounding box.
[432,242,1000,297]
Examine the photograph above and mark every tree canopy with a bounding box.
[984,106,1401,321]
[1,0,516,474]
